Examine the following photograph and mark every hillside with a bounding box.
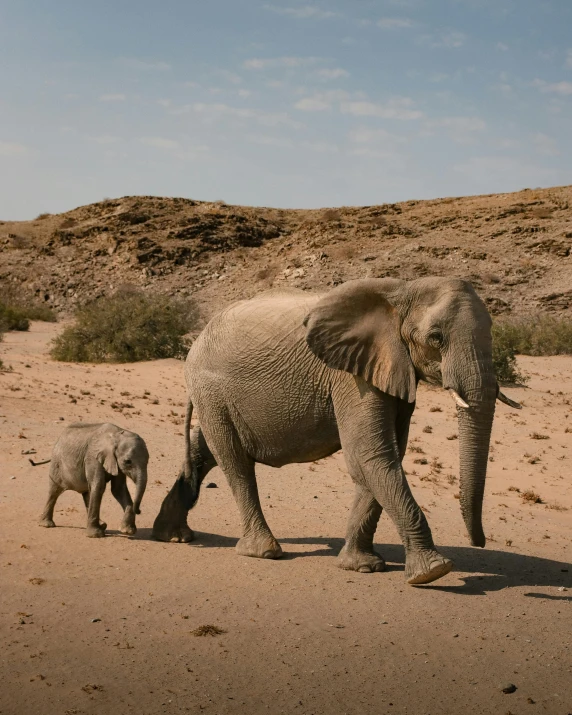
[1,185,571,324]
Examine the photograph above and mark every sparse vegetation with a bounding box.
[0,288,57,332]
[50,288,199,363]
[492,315,572,384]
[530,432,549,440]
[521,490,543,504]
[191,624,226,637]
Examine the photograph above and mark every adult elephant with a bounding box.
[153,277,520,584]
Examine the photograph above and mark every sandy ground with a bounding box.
[0,322,571,715]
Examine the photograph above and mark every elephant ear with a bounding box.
[96,437,119,476]
[303,279,416,403]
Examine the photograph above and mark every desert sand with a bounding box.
[1,322,571,715]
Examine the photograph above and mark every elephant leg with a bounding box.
[39,478,63,528]
[336,391,453,585]
[82,492,107,531]
[337,483,385,573]
[110,477,136,536]
[202,415,282,560]
[85,467,107,538]
[152,426,217,543]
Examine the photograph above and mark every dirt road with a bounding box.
[1,323,570,714]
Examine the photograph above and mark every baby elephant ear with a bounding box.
[304,279,416,403]
[96,441,119,476]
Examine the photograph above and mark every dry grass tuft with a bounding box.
[191,624,227,637]
[521,490,543,504]
[429,406,442,413]
[530,432,549,440]
[422,425,433,434]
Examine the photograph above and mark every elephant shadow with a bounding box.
[136,528,571,597]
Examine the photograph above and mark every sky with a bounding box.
[0,0,571,219]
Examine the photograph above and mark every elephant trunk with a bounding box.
[456,394,495,547]
[444,344,496,548]
[132,468,147,515]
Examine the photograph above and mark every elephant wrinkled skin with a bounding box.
[39,423,149,537]
[153,277,520,584]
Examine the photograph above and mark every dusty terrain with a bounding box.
[1,322,570,715]
[1,185,571,324]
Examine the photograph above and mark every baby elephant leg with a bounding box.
[85,467,107,538]
[39,479,63,528]
[110,477,137,535]
[82,493,107,532]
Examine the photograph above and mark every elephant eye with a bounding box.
[428,332,443,349]
[124,459,132,466]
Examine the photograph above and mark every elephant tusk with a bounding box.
[448,389,470,409]
[497,390,522,410]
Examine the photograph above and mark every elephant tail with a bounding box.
[178,394,201,510]
[183,394,193,481]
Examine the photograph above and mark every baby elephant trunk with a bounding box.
[132,469,147,515]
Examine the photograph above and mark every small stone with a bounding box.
[206,482,218,489]
[501,683,517,694]
[10,476,16,480]
[91,618,101,623]
[453,634,459,638]
[557,587,567,592]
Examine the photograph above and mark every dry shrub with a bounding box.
[321,208,342,222]
[329,243,356,261]
[422,425,433,434]
[530,432,549,440]
[191,624,226,637]
[521,490,543,504]
[0,287,57,331]
[429,406,442,413]
[493,315,572,361]
[51,288,199,363]
[256,265,277,282]
[35,212,51,220]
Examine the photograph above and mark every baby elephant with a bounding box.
[39,423,149,537]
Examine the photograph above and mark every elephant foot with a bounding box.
[337,544,386,573]
[120,524,137,536]
[236,534,283,560]
[152,521,194,543]
[405,549,453,585]
[39,518,56,528]
[86,526,106,538]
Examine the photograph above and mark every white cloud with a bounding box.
[341,97,423,120]
[237,89,252,98]
[263,4,339,19]
[295,97,331,111]
[532,133,559,156]
[433,31,466,48]
[349,127,407,145]
[293,90,350,112]
[377,17,412,29]
[120,58,171,71]
[139,137,180,149]
[425,116,486,144]
[315,68,350,80]
[533,79,572,95]
[243,56,322,70]
[88,135,122,144]
[217,70,242,85]
[0,141,30,156]
[175,102,303,128]
[99,93,126,102]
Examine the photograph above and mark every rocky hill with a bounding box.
[1,185,571,325]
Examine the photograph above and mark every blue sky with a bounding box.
[1,0,571,219]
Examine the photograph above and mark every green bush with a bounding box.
[51,288,200,363]
[0,303,30,331]
[0,287,57,331]
[492,314,572,384]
